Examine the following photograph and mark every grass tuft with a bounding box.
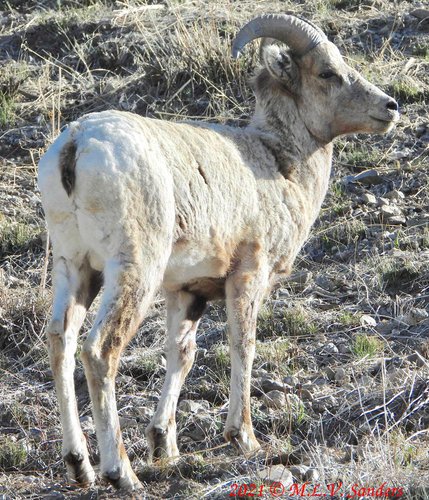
[352,334,384,359]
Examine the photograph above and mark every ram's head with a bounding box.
[233,14,399,143]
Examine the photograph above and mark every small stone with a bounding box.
[344,169,383,185]
[80,415,95,433]
[283,375,299,387]
[263,390,286,410]
[388,149,410,160]
[119,417,138,429]
[322,342,339,354]
[408,308,429,324]
[257,465,293,486]
[407,352,425,368]
[335,367,349,384]
[20,476,38,484]
[184,414,214,441]
[312,377,330,386]
[260,376,284,393]
[305,468,320,482]
[410,8,429,21]
[337,343,351,354]
[360,315,377,327]
[29,428,44,441]
[178,399,209,413]
[315,275,337,291]
[313,395,338,413]
[376,320,396,335]
[378,197,390,207]
[287,270,313,286]
[299,388,313,402]
[381,205,402,217]
[387,215,406,225]
[324,367,336,380]
[385,190,405,201]
[362,193,377,204]
[290,464,309,480]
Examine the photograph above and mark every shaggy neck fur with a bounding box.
[250,68,333,222]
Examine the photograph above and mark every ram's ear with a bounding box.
[262,44,300,92]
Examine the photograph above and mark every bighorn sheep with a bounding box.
[38,14,399,491]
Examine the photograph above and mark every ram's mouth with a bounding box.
[370,113,399,125]
[370,116,394,124]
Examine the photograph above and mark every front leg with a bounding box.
[224,243,269,453]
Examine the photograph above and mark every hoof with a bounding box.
[146,425,179,462]
[102,468,142,491]
[64,451,95,486]
[224,426,261,454]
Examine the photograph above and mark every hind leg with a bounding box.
[47,254,102,485]
[146,290,206,461]
[81,251,168,490]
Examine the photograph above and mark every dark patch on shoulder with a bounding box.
[186,295,207,321]
[59,140,77,196]
[259,136,296,180]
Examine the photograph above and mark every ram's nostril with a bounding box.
[386,99,398,111]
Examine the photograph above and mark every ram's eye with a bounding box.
[319,71,336,79]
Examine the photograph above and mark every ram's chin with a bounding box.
[369,117,397,134]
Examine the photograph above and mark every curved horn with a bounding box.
[232,14,327,59]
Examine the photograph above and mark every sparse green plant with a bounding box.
[258,304,279,338]
[320,219,367,252]
[0,91,15,128]
[210,343,230,397]
[337,141,383,168]
[412,44,429,60]
[0,219,42,257]
[337,311,361,327]
[213,343,229,371]
[256,339,295,377]
[377,258,420,291]
[329,182,349,215]
[273,395,308,436]
[282,308,317,338]
[136,351,161,377]
[0,439,27,471]
[352,333,383,359]
[7,403,30,428]
[390,78,424,104]
[390,430,421,468]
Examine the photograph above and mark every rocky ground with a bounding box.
[0,0,429,498]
